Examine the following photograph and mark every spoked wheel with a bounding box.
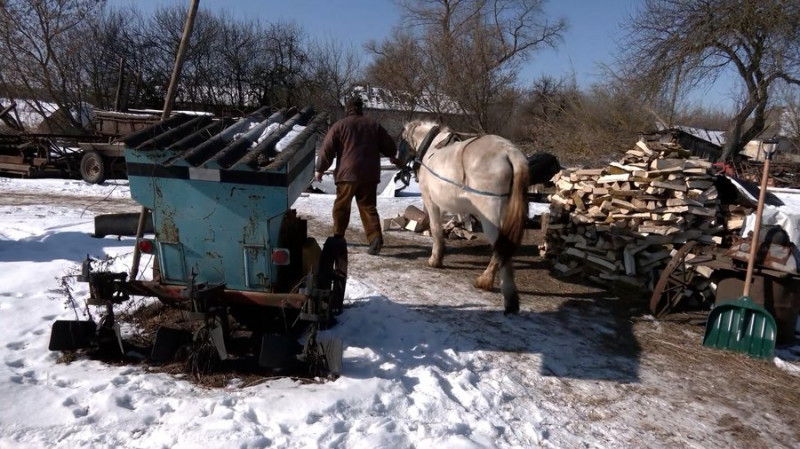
[316,236,348,326]
[649,241,699,318]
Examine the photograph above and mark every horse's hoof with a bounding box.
[503,295,520,315]
[474,276,493,291]
[428,258,442,268]
[503,304,520,315]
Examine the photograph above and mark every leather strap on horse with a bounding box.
[413,125,441,176]
[419,135,510,198]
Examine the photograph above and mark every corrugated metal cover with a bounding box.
[122,106,324,172]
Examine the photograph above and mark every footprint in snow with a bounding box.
[115,394,136,410]
[6,341,27,350]
[5,359,24,368]
[243,407,260,424]
[158,403,175,416]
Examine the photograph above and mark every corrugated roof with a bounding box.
[674,125,726,146]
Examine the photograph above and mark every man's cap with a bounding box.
[346,96,363,110]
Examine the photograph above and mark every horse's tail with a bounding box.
[495,150,529,264]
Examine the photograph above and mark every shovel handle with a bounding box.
[742,155,773,297]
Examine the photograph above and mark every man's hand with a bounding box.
[389,157,403,168]
[314,171,323,182]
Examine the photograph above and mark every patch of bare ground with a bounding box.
[366,225,800,446]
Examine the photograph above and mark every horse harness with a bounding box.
[414,128,510,198]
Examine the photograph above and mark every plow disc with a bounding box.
[48,320,97,351]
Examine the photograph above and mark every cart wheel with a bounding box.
[649,241,698,318]
[317,236,348,325]
[80,151,106,184]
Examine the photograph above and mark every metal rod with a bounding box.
[129,208,150,280]
[131,0,199,280]
[113,57,126,112]
[161,0,199,120]
[742,154,773,297]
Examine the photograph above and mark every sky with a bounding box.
[115,0,630,85]
[114,0,737,109]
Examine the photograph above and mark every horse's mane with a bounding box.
[406,119,450,135]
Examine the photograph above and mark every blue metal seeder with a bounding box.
[49,107,346,375]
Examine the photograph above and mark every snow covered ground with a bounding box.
[1,177,799,449]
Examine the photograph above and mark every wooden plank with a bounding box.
[611,198,636,210]
[574,168,604,177]
[685,159,713,169]
[687,179,714,189]
[553,262,584,277]
[635,140,654,155]
[650,158,686,170]
[596,173,631,183]
[0,155,25,164]
[651,180,687,191]
[687,206,717,217]
[0,162,32,175]
[638,225,681,235]
[609,162,643,172]
[666,197,704,207]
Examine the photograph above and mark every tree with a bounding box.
[619,0,800,161]
[0,0,105,130]
[306,37,364,114]
[368,0,566,132]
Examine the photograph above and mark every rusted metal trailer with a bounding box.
[49,106,347,376]
[0,102,160,183]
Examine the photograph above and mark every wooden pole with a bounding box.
[742,146,775,297]
[131,0,199,281]
[113,57,126,112]
[161,0,199,119]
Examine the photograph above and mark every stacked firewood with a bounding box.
[544,140,727,289]
[383,205,479,240]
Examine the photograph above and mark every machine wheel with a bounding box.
[80,151,106,184]
[317,236,348,324]
[649,241,699,318]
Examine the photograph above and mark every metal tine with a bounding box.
[213,109,288,168]
[123,113,194,150]
[182,106,272,167]
[235,106,314,168]
[263,114,328,171]
[138,115,212,151]
[167,119,230,153]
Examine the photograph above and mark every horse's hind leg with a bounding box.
[500,262,520,314]
[474,221,499,290]
[474,255,498,290]
[474,219,520,314]
[426,202,444,268]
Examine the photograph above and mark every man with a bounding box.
[314,96,401,255]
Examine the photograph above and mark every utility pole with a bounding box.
[131,0,200,281]
[161,0,199,119]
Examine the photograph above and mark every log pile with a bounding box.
[545,140,730,290]
[383,205,479,240]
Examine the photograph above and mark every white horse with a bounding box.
[398,120,529,314]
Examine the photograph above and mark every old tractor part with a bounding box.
[649,241,703,318]
[93,212,154,238]
[49,257,127,356]
[316,235,348,321]
[50,108,347,377]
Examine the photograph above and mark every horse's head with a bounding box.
[397,120,442,165]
